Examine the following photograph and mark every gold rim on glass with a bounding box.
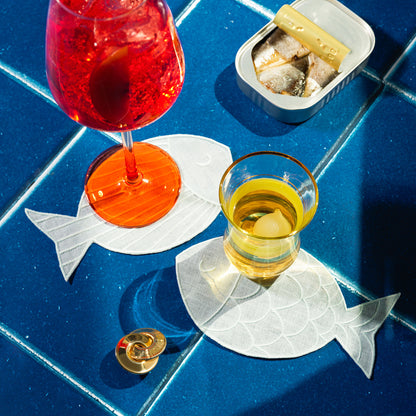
[218,151,319,239]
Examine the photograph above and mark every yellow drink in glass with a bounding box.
[219,152,318,285]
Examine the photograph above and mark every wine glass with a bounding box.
[45,0,185,227]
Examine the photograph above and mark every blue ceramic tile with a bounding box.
[340,0,416,76]
[0,72,78,213]
[302,89,416,324]
[387,40,416,94]
[0,0,415,414]
[133,0,380,175]
[250,0,416,77]
[0,1,50,86]
[233,0,284,17]
[0,334,111,415]
[0,129,201,415]
[146,304,416,415]
[165,0,191,17]
[0,0,189,88]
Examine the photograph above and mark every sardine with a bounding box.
[252,28,309,73]
[257,55,309,96]
[303,53,339,97]
[252,28,340,98]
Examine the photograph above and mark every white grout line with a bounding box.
[0,60,55,105]
[175,0,203,27]
[139,333,204,415]
[312,132,351,183]
[0,323,127,416]
[313,110,363,182]
[384,33,416,81]
[327,263,416,332]
[0,127,87,229]
[362,67,382,83]
[313,78,385,182]
[0,60,119,229]
[0,5,414,402]
[235,0,275,19]
[384,79,416,105]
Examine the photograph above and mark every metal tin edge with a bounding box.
[235,0,376,123]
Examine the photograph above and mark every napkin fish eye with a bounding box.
[25,135,233,281]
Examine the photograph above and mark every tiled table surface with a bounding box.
[1,0,415,414]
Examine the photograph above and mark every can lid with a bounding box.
[273,5,350,71]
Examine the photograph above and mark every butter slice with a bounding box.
[273,5,350,71]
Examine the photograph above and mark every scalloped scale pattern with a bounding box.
[176,237,400,378]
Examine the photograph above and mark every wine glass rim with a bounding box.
[218,151,319,240]
[55,0,147,21]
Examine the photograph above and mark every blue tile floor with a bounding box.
[1,0,415,414]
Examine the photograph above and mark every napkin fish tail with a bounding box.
[25,208,92,281]
[336,292,400,378]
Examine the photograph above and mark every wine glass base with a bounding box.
[85,142,181,228]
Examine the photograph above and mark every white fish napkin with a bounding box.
[176,237,400,378]
[25,135,232,281]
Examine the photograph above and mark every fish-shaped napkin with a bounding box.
[176,237,400,378]
[25,135,232,281]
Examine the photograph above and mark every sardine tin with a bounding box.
[235,0,375,123]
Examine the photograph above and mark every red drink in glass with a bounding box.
[46,0,185,227]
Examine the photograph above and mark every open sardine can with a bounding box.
[235,0,375,123]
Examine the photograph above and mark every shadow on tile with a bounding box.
[118,266,197,354]
[233,362,412,415]
[369,26,405,77]
[214,63,297,137]
[303,90,415,324]
[342,0,415,78]
[233,335,415,415]
[100,348,143,389]
[361,202,416,320]
[358,92,416,322]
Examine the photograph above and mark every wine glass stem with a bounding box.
[121,130,141,183]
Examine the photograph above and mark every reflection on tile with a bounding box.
[146,295,416,415]
[0,130,199,415]
[137,0,380,175]
[387,39,416,93]
[166,0,191,17]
